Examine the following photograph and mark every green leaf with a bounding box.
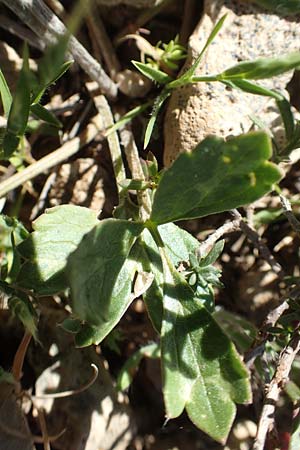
[0,68,12,117]
[251,0,300,14]
[213,309,256,352]
[8,295,38,340]
[159,249,251,443]
[117,343,160,391]
[217,52,300,81]
[140,223,200,332]
[220,79,283,100]
[3,46,31,158]
[199,239,224,265]
[151,132,282,224]
[30,103,61,128]
[67,219,144,342]
[144,89,170,149]
[168,14,227,89]
[105,101,152,136]
[132,61,173,84]
[17,205,99,294]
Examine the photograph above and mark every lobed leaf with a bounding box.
[160,249,251,443]
[140,223,200,332]
[67,219,144,342]
[17,205,99,294]
[151,132,282,224]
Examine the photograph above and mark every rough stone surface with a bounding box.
[164,0,300,166]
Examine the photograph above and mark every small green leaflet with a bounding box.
[132,61,173,85]
[151,131,282,224]
[67,219,144,342]
[17,205,99,294]
[159,248,251,443]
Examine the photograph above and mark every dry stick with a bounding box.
[37,408,51,450]
[114,0,172,42]
[120,127,152,221]
[0,14,45,50]
[231,209,285,279]
[86,9,121,78]
[89,90,127,199]
[97,0,158,7]
[253,332,300,450]
[279,194,300,234]
[196,219,241,258]
[12,331,32,383]
[0,0,117,98]
[32,364,98,399]
[0,115,103,199]
[245,286,300,366]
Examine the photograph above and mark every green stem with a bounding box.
[145,220,164,248]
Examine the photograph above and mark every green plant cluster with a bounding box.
[1,13,300,446]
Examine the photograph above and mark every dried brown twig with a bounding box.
[279,194,300,234]
[231,209,285,278]
[0,0,117,98]
[253,331,300,450]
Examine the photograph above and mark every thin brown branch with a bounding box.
[86,9,121,78]
[0,0,117,98]
[279,194,300,234]
[120,127,152,220]
[32,364,98,399]
[245,286,300,366]
[0,14,45,50]
[253,332,300,450]
[231,209,284,278]
[0,114,103,199]
[37,408,51,450]
[197,219,241,258]
[12,331,32,383]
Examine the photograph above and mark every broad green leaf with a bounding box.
[251,0,300,14]
[67,219,144,340]
[151,132,282,224]
[3,46,31,157]
[132,61,173,84]
[168,15,227,89]
[144,89,170,149]
[217,52,300,81]
[30,103,61,128]
[17,205,99,294]
[140,223,200,332]
[117,343,160,391]
[0,68,12,117]
[160,249,251,443]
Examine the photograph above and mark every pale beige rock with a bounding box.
[164,0,300,166]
